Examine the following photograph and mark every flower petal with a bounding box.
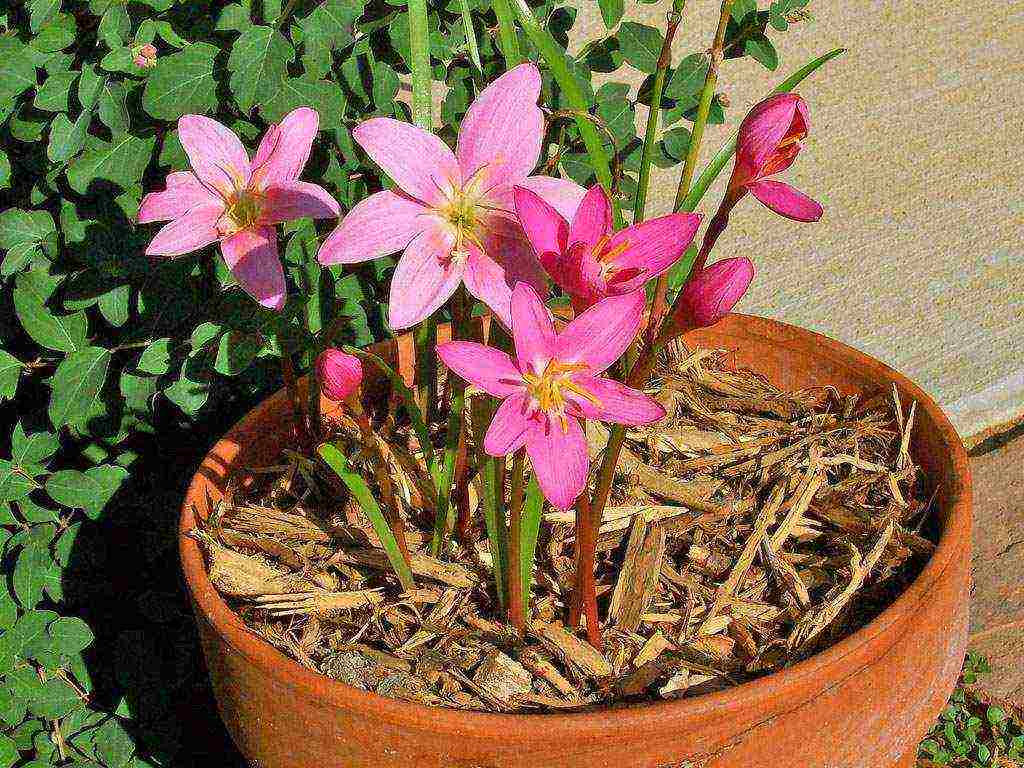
[525,414,588,510]
[464,221,548,329]
[317,190,434,265]
[510,282,557,374]
[556,290,644,374]
[569,375,666,425]
[516,175,587,221]
[353,118,461,206]
[261,181,341,224]
[388,225,462,330]
[137,171,216,223]
[437,341,523,397]
[747,180,823,222]
[568,184,612,253]
[513,186,569,270]
[144,201,223,257]
[220,226,286,311]
[456,63,543,190]
[483,392,532,456]
[604,212,702,294]
[737,93,803,174]
[251,107,319,186]
[177,115,251,196]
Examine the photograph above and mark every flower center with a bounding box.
[522,360,599,432]
[223,190,263,234]
[590,234,631,281]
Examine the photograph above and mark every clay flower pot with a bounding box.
[179,314,971,768]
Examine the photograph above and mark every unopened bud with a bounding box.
[677,257,754,328]
[316,348,363,403]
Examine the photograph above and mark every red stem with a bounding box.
[569,491,603,648]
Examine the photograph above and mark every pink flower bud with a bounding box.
[134,44,157,68]
[316,349,363,402]
[677,257,754,328]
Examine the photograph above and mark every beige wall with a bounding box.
[570,1,1024,442]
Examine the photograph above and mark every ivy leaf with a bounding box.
[261,78,348,129]
[0,610,49,675]
[66,134,156,194]
[48,346,112,430]
[33,70,79,112]
[228,26,295,113]
[0,39,37,102]
[617,22,663,74]
[142,42,218,120]
[11,422,60,466]
[47,617,95,655]
[13,544,50,608]
[13,272,88,353]
[666,53,709,99]
[46,465,127,518]
[746,35,779,70]
[598,0,624,28]
[0,351,21,401]
[136,338,173,375]
[0,208,58,274]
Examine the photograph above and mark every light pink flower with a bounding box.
[134,44,157,68]
[316,63,586,330]
[697,94,822,270]
[437,283,665,509]
[514,184,702,311]
[316,348,363,402]
[674,257,754,330]
[139,108,340,311]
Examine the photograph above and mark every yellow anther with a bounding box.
[523,360,599,433]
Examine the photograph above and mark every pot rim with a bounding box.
[179,313,971,737]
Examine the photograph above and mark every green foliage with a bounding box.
[919,653,1024,766]
[0,0,822,763]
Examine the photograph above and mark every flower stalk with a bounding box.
[507,449,527,634]
[407,0,433,130]
[491,0,522,68]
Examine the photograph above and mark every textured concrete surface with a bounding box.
[969,437,1024,699]
[568,1,1024,441]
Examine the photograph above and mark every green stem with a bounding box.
[633,0,688,224]
[458,0,483,73]
[508,0,617,208]
[672,0,734,212]
[408,0,433,130]
[473,398,509,610]
[414,318,438,424]
[507,450,526,633]
[491,0,522,68]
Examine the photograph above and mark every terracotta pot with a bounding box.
[179,314,971,768]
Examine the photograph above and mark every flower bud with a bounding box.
[316,349,363,402]
[677,257,755,328]
[134,44,157,68]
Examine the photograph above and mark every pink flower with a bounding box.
[134,44,157,68]
[437,283,665,509]
[138,108,340,311]
[674,257,754,330]
[316,349,363,402]
[728,93,822,222]
[514,184,702,311]
[316,63,586,330]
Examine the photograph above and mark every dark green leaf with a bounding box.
[33,70,79,112]
[142,42,218,120]
[48,617,95,655]
[228,26,295,112]
[13,272,87,353]
[617,22,663,74]
[13,544,50,608]
[46,465,127,518]
[0,610,50,675]
[48,347,112,429]
[66,134,156,194]
[0,40,37,102]
[0,351,21,401]
[598,0,624,28]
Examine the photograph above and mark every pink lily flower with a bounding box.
[697,93,822,269]
[514,184,702,311]
[316,63,586,330]
[671,257,755,332]
[316,348,363,403]
[139,108,341,311]
[437,283,665,509]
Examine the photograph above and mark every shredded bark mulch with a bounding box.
[189,340,938,713]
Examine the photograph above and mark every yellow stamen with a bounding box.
[523,360,600,433]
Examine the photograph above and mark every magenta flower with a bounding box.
[316,349,363,402]
[316,63,586,329]
[673,257,755,330]
[138,108,340,311]
[513,184,702,311]
[727,93,822,221]
[437,283,665,509]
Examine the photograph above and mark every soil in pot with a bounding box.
[186,338,939,714]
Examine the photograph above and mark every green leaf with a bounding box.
[47,617,95,655]
[66,134,156,194]
[666,53,709,99]
[0,351,21,401]
[0,151,9,190]
[0,39,37,102]
[519,475,543,601]
[0,610,50,675]
[261,78,347,129]
[661,125,691,160]
[33,13,77,52]
[46,465,127,518]
[214,330,261,376]
[732,0,757,21]
[98,80,130,133]
[13,273,88,353]
[0,734,16,767]
[0,208,57,275]
[137,338,173,375]
[228,26,295,113]
[29,0,61,32]
[48,346,112,429]
[13,544,50,608]
[745,34,779,70]
[0,461,36,504]
[142,42,218,120]
[317,444,414,591]
[11,422,59,465]
[598,0,624,28]
[95,717,135,767]
[617,22,663,74]
[33,70,78,112]
[28,678,84,719]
